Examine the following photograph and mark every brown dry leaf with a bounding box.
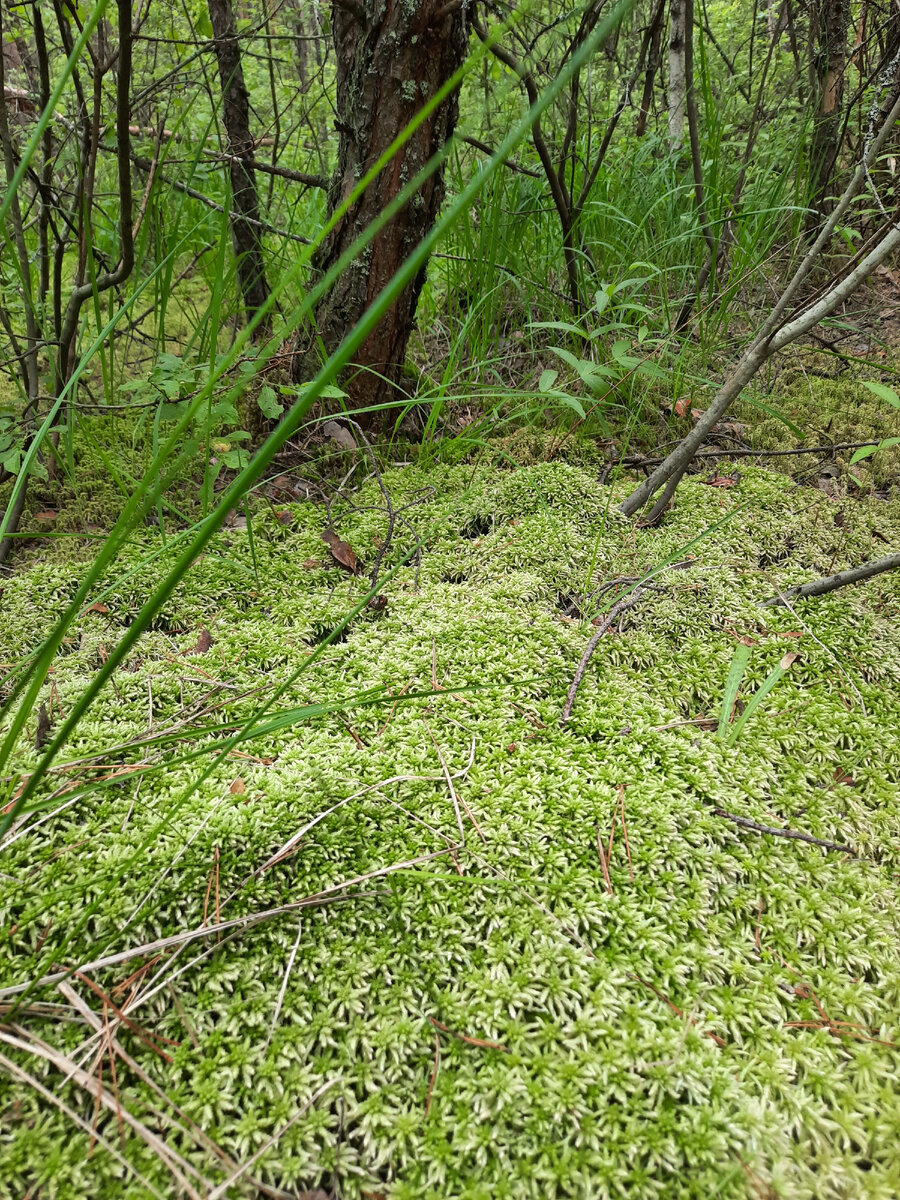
[34,510,57,522]
[674,396,692,418]
[35,703,51,751]
[275,509,294,526]
[85,603,110,614]
[715,420,746,440]
[780,651,800,670]
[188,629,213,655]
[303,558,323,570]
[322,528,358,573]
[322,420,357,451]
[833,767,856,787]
[703,473,738,487]
[229,778,246,795]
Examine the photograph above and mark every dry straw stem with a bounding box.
[0,853,448,1000]
[0,1049,168,1200]
[0,1027,208,1199]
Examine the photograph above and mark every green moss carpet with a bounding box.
[2,460,899,1198]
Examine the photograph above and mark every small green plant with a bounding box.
[718,644,799,746]
[848,381,900,464]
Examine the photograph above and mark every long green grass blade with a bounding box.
[726,652,798,746]
[717,643,752,739]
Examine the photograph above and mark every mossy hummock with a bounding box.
[1,460,900,1198]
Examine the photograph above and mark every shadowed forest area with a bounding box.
[2,0,900,1195]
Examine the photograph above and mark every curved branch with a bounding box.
[619,81,900,519]
[473,14,581,307]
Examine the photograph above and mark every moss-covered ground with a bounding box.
[2,453,900,1198]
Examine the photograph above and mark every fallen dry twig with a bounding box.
[561,590,647,724]
[762,551,900,606]
[712,808,855,855]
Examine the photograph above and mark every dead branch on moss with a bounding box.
[560,588,647,724]
[762,551,900,606]
[619,80,900,525]
[619,440,883,470]
[713,808,855,855]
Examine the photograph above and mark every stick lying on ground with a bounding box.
[762,551,900,606]
[713,808,855,855]
[560,589,647,724]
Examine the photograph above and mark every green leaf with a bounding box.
[717,643,751,739]
[610,338,637,368]
[727,653,798,746]
[861,381,900,409]
[849,436,900,465]
[211,398,240,425]
[158,403,186,421]
[0,448,22,475]
[549,346,614,386]
[545,392,586,418]
[529,321,588,338]
[257,386,283,419]
[191,0,212,36]
[539,369,558,392]
[223,448,250,470]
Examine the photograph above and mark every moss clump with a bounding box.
[740,368,900,491]
[1,461,900,1199]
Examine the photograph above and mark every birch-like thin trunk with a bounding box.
[668,0,686,147]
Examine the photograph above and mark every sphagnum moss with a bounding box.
[1,461,900,1199]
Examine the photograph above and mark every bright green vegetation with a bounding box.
[2,457,899,1198]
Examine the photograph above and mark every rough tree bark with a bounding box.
[808,0,851,224]
[636,0,665,136]
[207,0,271,328]
[291,0,468,426]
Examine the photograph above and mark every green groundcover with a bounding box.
[1,460,899,1198]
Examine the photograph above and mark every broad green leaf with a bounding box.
[257,386,284,419]
[849,436,900,465]
[545,392,586,418]
[861,381,900,408]
[539,369,558,391]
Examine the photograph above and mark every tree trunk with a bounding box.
[636,0,665,137]
[808,0,850,225]
[207,0,271,328]
[667,0,686,147]
[292,0,468,427]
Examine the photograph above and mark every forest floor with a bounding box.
[2,394,900,1197]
